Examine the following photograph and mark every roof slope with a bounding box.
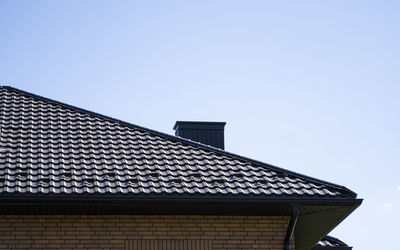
[0,86,356,199]
[313,236,352,249]
[316,236,349,247]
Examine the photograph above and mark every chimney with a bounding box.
[173,121,226,150]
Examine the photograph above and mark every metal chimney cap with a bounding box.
[173,121,226,130]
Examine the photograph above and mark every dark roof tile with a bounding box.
[315,235,350,248]
[0,86,357,199]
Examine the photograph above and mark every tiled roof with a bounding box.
[0,86,356,199]
[315,236,350,248]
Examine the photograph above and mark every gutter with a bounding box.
[0,193,363,204]
[284,204,299,250]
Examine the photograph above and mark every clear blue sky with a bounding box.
[1,1,399,249]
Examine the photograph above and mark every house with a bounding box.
[0,86,361,250]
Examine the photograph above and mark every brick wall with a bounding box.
[0,215,295,250]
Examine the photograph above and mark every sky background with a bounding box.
[1,1,399,249]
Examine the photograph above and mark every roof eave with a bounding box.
[0,194,362,215]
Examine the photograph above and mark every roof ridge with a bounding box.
[0,85,357,198]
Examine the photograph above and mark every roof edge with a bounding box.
[0,193,363,205]
[313,235,352,250]
[0,86,358,198]
[0,197,362,217]
[322,235,349,246]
